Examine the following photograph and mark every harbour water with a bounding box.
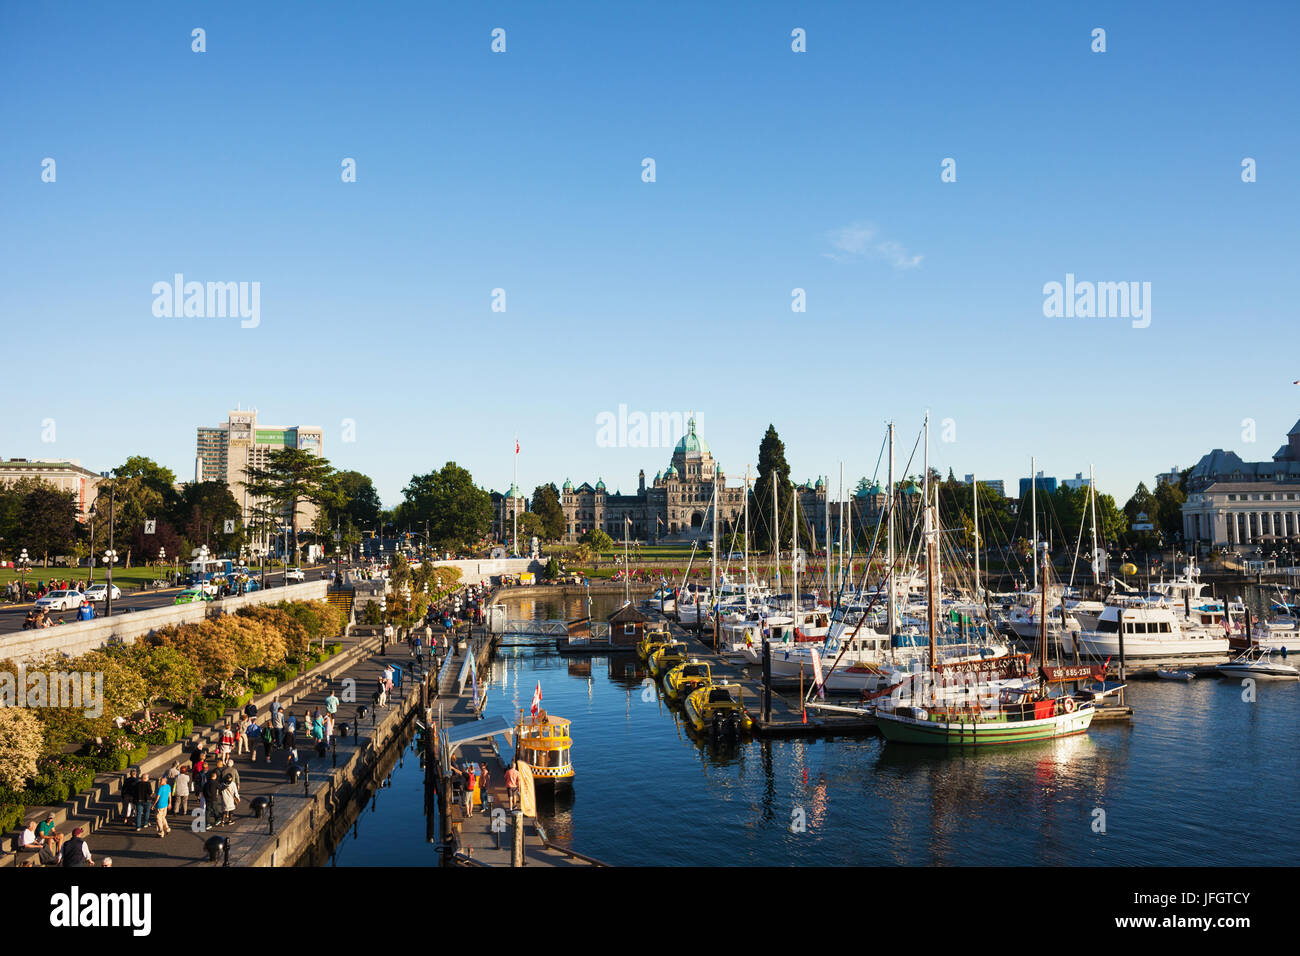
[329,594,1300,867]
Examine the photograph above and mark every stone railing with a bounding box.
[1,580,330,665]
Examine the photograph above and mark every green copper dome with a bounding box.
[665,464,678,478]
[562,478,573,492]
[595,477,606,492]
[672,416,710,457]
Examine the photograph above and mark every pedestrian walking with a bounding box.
[120,768,139,824]
[235,715,250,757]
[324,690,339,719]
[173,764,191,814]
[272,704,284,745]
[134,772,155,831]
[219,724,234,760]
[154,777,172,837]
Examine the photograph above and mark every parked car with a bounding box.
[35,590,84,611]
[173,587,213,605]
[285,567,306,582]
[83,583,122,603]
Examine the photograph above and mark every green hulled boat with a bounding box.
[874,694,1095,746]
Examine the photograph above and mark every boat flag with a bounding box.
[810,648,825,699]
[515,438,520,455]
[530,680,542,717]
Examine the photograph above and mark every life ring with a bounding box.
[1062,697,1076,714]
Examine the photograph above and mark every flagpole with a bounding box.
[513,435,519,557]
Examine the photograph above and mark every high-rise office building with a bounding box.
[195,407,325,535]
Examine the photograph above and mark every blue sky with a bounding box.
[2,2,1298,507]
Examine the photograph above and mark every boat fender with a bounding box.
[1062,697,1076,714]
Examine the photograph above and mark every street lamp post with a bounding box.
[104,481,116,618]
[87,505,96,584]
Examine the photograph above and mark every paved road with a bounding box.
[0,565,341,634]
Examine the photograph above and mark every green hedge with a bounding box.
[0,804,23,833]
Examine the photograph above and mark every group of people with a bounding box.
[16,817,108,867]
[6,577,86,603]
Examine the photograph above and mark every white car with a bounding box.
[83,583,122,603]
[285,567,306,582]
[35,590,84,611]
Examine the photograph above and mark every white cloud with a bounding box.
[825,221,922,269]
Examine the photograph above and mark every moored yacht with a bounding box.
[1062,604,1231,662]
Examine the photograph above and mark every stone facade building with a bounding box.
[1181,418,1300,549]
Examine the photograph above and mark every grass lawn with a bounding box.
[0,565,176,591]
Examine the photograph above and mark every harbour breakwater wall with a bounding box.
[2,580,330,665]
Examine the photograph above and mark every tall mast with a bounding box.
[838,462,845,599]
[1031,455,1038,591]
[743,465,751,613]
[710,477,718,601]
[824,476,831,600]
[623,509,629,605]
[1089,463,1099,586]
[886,422,896,650]
[792,486,800,629]
[973,471,980,599]
[926,496,938,684]
[772,468,780,597]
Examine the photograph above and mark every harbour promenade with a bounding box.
[2,622,424,867]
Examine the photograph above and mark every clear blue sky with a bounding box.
[3,2,1298,507]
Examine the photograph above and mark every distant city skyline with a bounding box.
[3,4,1297,510]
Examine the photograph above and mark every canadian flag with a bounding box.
[515,438,520,455]
[530,680,542,717]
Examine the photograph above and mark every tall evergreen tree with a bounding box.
[243,448,338,564]
[750,425,793,552]
[531,483,566,541]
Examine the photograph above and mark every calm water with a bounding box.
[329,594,1300,866]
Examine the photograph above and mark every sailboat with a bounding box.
[873,487,1098,746]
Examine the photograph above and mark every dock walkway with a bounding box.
[432,626,601,867]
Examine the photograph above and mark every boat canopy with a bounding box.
[441,715,514,755]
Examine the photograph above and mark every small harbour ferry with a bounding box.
[514,709,575,789]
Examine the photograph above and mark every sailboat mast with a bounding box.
[744,465,751,613]
[838,462,845,599]
[926,497,938,684]
[1031,455,1038,592]
[793,487,800,629]
[824,475,831,600]
[1089,463,1099,587]
[973,471,980,599]
[1039,542,1049,674]
[886,422,896,652]
[772,468,780,596]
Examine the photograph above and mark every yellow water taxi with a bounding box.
[514,709,574,789]
[663,659,712,702]
[648,641,690,679]
[684,683,753,736]
[636,627,674,662]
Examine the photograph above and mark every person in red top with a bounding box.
[504,762,520,810]
[451,764,477,817]
[219,726,235,759]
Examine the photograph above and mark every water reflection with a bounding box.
[323,592,1300,866]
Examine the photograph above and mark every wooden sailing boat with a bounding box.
[874,490,1099,746]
